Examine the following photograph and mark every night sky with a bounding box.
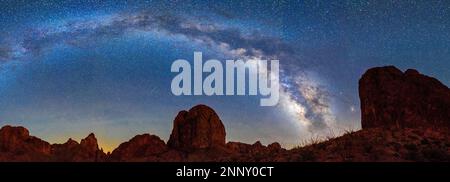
[0,0,449,151]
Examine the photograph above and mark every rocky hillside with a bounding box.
[279,66,450,162]
[0,66,449,162]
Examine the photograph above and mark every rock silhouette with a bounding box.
[167,104,226,151]
[359,66,450,129]
[0,126,106,161]
[1,66,450,162]
[0,105,284,162]
[109,134,167,161]
[52,133,106,162]
[0,126,51,161]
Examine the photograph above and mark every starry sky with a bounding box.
[0,0,449,151]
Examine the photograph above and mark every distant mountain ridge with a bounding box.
[1,66,449,162]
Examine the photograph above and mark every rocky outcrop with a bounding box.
[359,66,450,129]
[51,133,106,162]
[226,141,283,155]
[80,134,100,154]
[0,125,106,162]
[109,134,167,161]
[0,126,52,161]
[268,142,282,152]
[106,105,285,162]
[167,104,226,151]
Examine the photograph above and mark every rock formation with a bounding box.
[0,104,287,161]
[51,133,106,162]
[0,126,51,161]
[109,134,167,161]
[359,66,450,129]
[2,68,450,162]
[167,104,226,151]
[0,125,106,161]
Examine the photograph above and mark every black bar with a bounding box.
[1,162,449,180]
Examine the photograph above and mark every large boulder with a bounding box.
[167,105,226,151]
[359,66,450,129]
